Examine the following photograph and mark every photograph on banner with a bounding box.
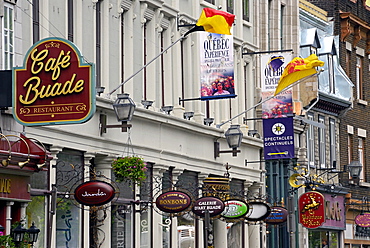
[199,32,235,100]
[263,117,295,160]
[261,90,293,119]
[260,52,292,118]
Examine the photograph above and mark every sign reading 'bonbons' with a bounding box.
[13,37,95,126]
[155,191,192,213]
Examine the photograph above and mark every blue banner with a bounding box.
[263,117,295,160]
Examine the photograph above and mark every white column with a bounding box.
[48,146,63,248]
[170,168,183,248]
[152,165,169,248]
[214,219,227,248]
[198,173,209,248]
[94,154,116,248]
[5,201,14,235]
[20,203,28,225]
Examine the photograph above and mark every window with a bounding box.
[205,0,215,4]
[345,50,351,76]
[227,0,234,14]
[348,134,353,164]
[67,0,74,41]
[328,54,335,94]
[32,0,40,43]
[318,116,325,168]
[356,55,363,99]
[3,4,14,70]
[280,4,285,50]
[329,118,336,168]
[358,138,365,181]
[243,0,249,21]
[95,1,102,87]
[307,114,315,167]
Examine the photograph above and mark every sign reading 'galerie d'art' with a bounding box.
[13,37,95,126]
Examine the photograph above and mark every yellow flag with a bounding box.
[274,54,324,96]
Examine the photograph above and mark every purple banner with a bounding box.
[263,117,294,160]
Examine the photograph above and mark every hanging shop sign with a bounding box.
[155,191,192,213]
[199,32,236,100]
[203,177,230,200]
[355,213,370,227]
[245,201,271,221]
[74,180,116,206]
[263,117,295,160]
[13,37,95,126]
[221,199,249,219]
[0,174,30,200]
[298,191,325,229]
[322,193,345,229]
[192,196,225,217]
[265,206,288,225]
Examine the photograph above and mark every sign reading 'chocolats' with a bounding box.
[13,37,95,126]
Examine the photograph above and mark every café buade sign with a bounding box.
[13,37,95,126]
[74,181,116,206]
[155,191,192,213]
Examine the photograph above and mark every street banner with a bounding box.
[260,53,293,118]
[263,117,295,160]
[199,32,235,100]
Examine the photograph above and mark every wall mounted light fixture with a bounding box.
[214,125,243,158]
[100,93,136,134]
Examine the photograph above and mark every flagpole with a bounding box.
[216,70,323,128]
[109,32,188,95]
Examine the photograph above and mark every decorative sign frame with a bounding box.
[13,37,95,126]
[298,191,325,228]
[74,180,116,206]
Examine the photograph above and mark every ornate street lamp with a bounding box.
[214,125,243,158]
[100,93,136,134]
[113,93,136,122]
[12,224,27,247]
[27,222,40,246]
[347,161,362,179]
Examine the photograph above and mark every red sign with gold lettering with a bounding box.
[298,191,325,229]
[13,37,95,126]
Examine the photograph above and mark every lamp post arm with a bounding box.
[216,70,323,128]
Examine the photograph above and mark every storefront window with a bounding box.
[112,204,133,248]
[27,196,45,248]
[55,149,84,248]
[309,230,339,248]
[176,171,198,248]
[111,173,134,248]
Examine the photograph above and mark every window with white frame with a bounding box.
[358,138,365,182]
[2,4,14,70]
[328,54,335,94]
[348,134,353,164]
[243,0,249,21]
[356,55,363,99]
[318,116,326,168]
[329,118,336,168]
[307,113,315,167]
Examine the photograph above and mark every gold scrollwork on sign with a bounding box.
[76,104,87,111]
[19,108,31,115]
